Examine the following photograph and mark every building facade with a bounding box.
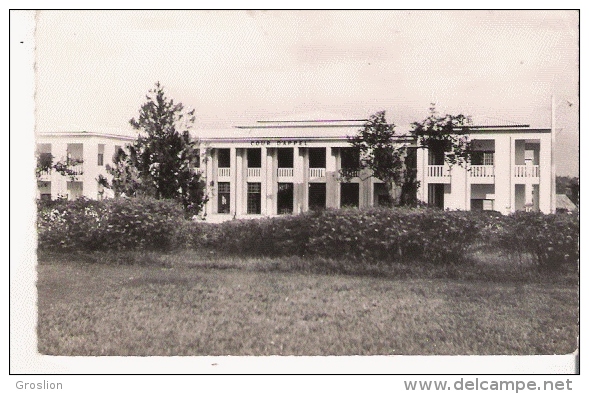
[198,118,553,221]
[416,125,552,214]
[36,131,135,200]
[36,118,553,218]
[198,118,409,221]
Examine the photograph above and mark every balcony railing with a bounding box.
[68,164,84,175]
[514,165,539,178]
[37,169,51,177]
[427,165,450,177]
[309,168,326,178]
[247,167,261,177]
[469,165,495,178]
[218,167,230,177]
[340,168,360,178]
[277,168,294,177]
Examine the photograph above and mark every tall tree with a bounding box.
[347,111,416,206]
[410,105,472,168]
[106,82,207,216]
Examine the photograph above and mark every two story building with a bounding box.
[36,131,135,200]
[416,124,552,214]
[36,116,553,218]
[198,116,553,220]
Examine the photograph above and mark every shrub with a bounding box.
[191,213,318,257]
[306,208,480,264]
[493,211,579,271]
[37,197,186,251]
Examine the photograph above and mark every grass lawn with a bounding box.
[37,251,578,356]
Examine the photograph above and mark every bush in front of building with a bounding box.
[187,212,319,257]
[306,208,480,264]
[38,199,579,272]
[492,211,579,271]
[37,197,186,251]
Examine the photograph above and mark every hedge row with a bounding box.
[37,197,185,251]
[37,197,579,269]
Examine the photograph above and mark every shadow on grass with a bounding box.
[38,247,578,286]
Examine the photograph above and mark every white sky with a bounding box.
[34,10,579,175]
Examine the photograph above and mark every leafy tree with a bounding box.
[106,82,208,216]
[347,111,417,206]
[410,105,472,168]
[36,153,84,182]
[556,176,579,206]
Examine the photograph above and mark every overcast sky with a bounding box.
[34,10,579,176]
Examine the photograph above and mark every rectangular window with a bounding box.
[218,182,231,213]
[373,183,391,207]
[247,182,261,214]
[98,144,105,166]
[308,183,326,210]
[277,148,294,168]
[341,148,360,169]
[428,184,445,209]
[483,152,494,166]
[308,148,326,168]
[247,148,262,168]
[40,194,51,201]
[277,183,293,214]
[218,149,231,168]
[340,183,360,208]
[428,148,445,165]
[471,199,494,211]
[472,151,495,166]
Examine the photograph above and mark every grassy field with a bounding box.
[37,251,579,356]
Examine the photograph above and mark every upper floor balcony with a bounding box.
[217,167,231,178]
[514,165,540,180]
[469,165,495,184]
[425,164,451,184]
[340,168,360,178]
[277,167,294,179]
[67,163,84,176]
[247,167,262,178]
[308,167,326,180]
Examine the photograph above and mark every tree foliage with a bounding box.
[36,153,84,182]
[106,82,208,216]
[410,105,473,167]
[347,111,416,205]
[556,176,579,206]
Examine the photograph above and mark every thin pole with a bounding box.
[551,95,556,213]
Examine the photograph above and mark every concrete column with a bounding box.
[83,140,98,199]
[448,165,466,210]
[210,149,218,214]
[260,146,268,215]
[510,138,517,213]
[525,159,534,210]
[417,147,428,204]
[205,148,214,216]
[325,147,338,208]
[267,148,277,215]
[493,136,511,214]
[51,141,68,199]
[302,147,309,212]
[538,134,552,213]
[293,147,305,214]
[235,148,245,216]
[360,176,371,208]
[230,147,237,216]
